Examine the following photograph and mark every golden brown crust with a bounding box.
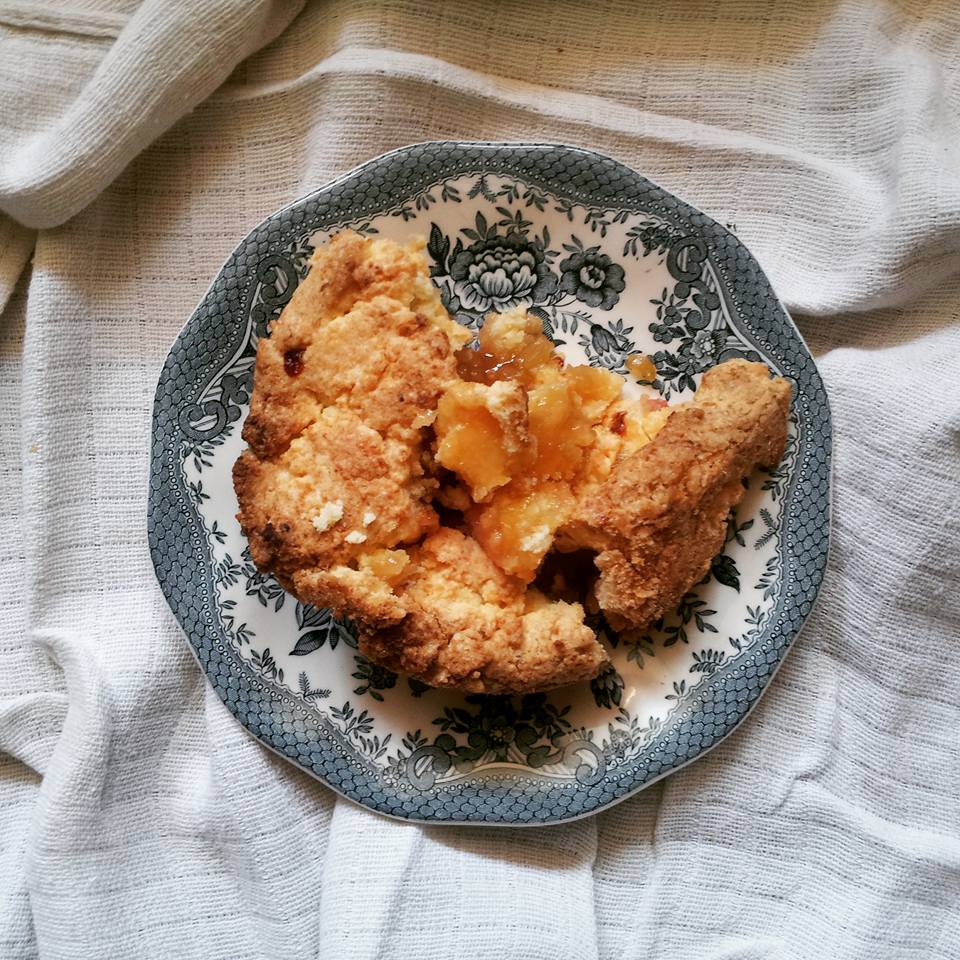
[234,406,438,586]
[293,564,408,627]
[242,231,469,460]
[358,529,606,694]
[565,359,791,630]
[234,233,458,624]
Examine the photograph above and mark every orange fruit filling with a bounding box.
[435,380,530,501]
[434,308,671,583]
[455,314,558,388]
[626,353,658,381]
[359,548,410,585]
[467,481,577,582]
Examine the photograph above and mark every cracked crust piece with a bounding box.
[234,232,468,625]
[357,528,606,694]
[241,230,469,461]
[235,404,437,591]
[564,359,792,631]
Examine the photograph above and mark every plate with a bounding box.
[148,142,830,825]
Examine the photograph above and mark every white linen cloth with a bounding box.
[1,1,959,957]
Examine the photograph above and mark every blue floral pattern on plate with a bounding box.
[148,142,831,825]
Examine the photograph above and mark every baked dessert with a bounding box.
[233,230,469,626]
[564,359,792,630]
[234,231,791,694]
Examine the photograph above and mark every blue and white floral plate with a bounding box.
[148,142,830,825]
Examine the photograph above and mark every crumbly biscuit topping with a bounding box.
[235,231,790,694]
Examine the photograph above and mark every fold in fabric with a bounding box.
[0,0,304,230]
[0,214,34,314]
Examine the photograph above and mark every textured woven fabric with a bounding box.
[1,1,959,957]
